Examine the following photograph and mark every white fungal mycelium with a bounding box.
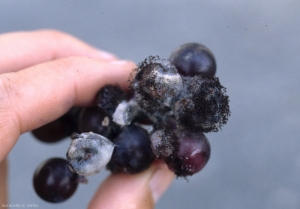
[67,132,115,176]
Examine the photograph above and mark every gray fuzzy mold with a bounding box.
[67,132,115,176]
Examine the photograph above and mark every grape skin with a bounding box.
[97,85,127,116]
[107,125,154,174]
[33,158,79,203]
[169,131,210,176]
[169,43,216,77]
[31,107,80,143]
[151,128,210,176]
[78,107,120,139]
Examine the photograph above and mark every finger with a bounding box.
[0,29,117,73]
[88,161,174,209]
[0,158,8,205]
[0,57,136,162]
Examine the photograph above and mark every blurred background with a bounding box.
[1,0,300,208]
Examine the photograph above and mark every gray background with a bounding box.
[1,1,300,208]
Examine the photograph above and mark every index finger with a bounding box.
[0,30,117,73]
[0,57,136,162]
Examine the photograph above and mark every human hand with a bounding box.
[0,30,174,208]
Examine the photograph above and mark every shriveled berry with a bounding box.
[150,129,175,159]
[31,107,81,143]
[67,132,115,176]
[131,56,183,114]
[174,76,230,132]
[169,43,216,77]
[33,158,79,203]
[107,125,154,174]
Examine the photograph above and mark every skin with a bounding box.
[0,30,174,208]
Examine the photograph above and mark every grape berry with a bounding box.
[169,43,216,77]
[31,107,80,143]
[33,158,80,203]
[78,107,120,139]
[107,125,154,174]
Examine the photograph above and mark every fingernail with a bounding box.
[97,50,117,60]
[149,161,175,203]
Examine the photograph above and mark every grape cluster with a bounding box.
[128,43,230,175]
[31,43,230,203]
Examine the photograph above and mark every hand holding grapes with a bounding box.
[0,30,174,208]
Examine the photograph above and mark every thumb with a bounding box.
[88,161,174,209]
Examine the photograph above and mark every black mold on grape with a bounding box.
[150,128,179,160]
[131,53,230,133]
[175,76,230,132]
[130,56,165,113]
[130,56,180,114]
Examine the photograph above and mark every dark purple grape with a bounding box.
[78,107,120,139]
[97,85,127,116]
[151,128,210,176]
[31,107,81,143]
[169,43,216,77]
[107,125,154,174]
[33,158,79,203]
[167,131,210,176]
